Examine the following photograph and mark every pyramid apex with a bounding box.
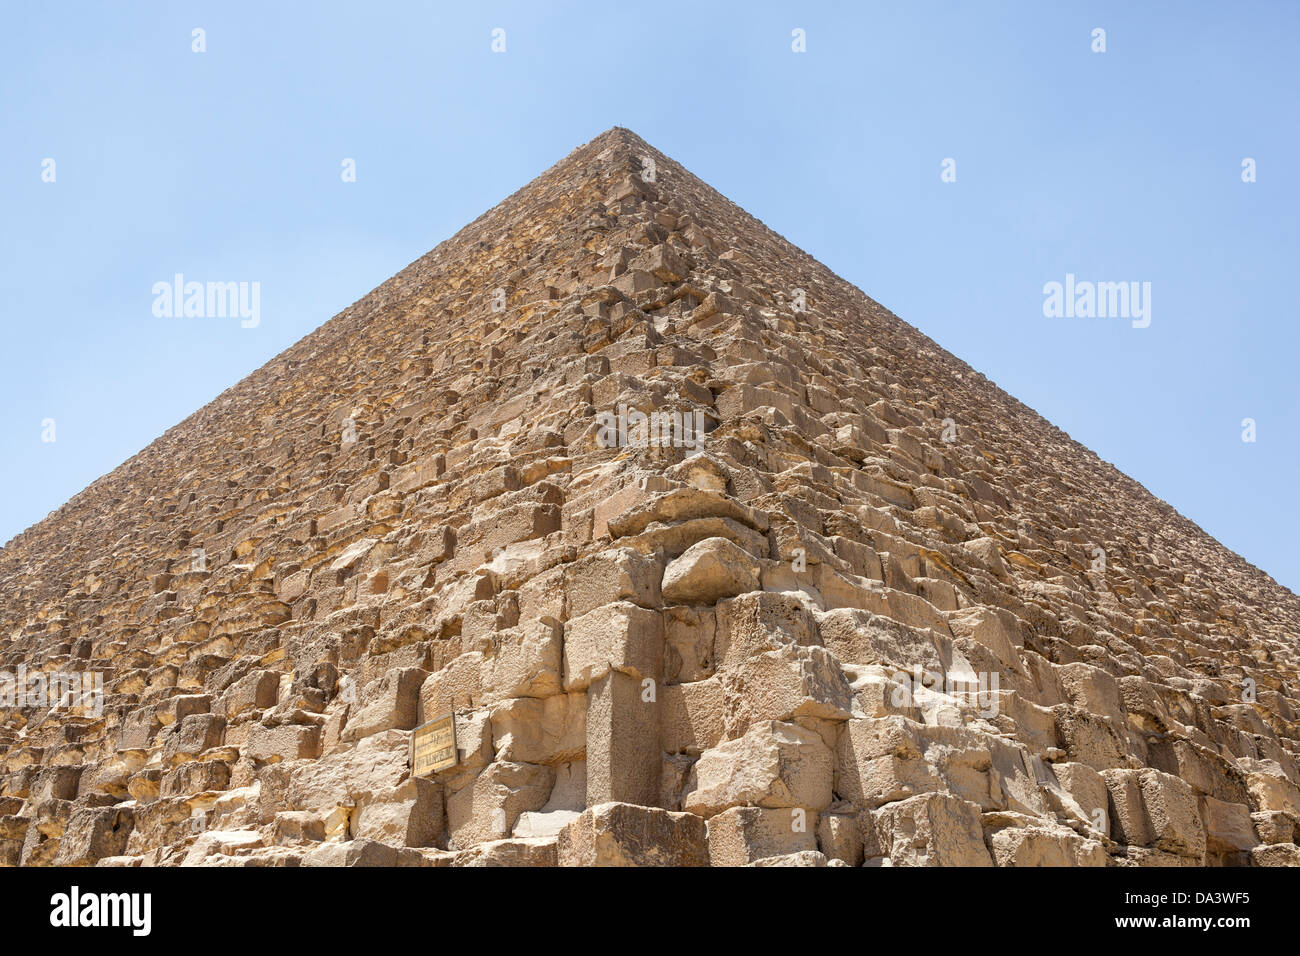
[587,126,652,150]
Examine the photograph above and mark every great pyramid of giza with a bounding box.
[2,127,1298,867]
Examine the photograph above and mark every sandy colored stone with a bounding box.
[683,720,833,817]
[557,802,707,866]
[660,536,761,606]
[0,127,1296,869]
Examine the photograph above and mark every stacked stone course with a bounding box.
[2,128,1298,867]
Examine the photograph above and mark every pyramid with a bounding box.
[2,128,1298,868]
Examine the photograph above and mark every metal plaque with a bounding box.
[411,714,457,776]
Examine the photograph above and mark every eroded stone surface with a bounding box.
[1,128,1298,867]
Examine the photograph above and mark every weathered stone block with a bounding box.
[161,713,226,765]
[1056,662,1126,723]
[721,643,852,734]
[586,671,660,807]
[872,793,993,866]
[816,809,865,866]
[988,825,1108,867]
[557,802,708,866]
[683,720,832,817]
[816,607,944,678]
[445,761,554,849]
[715,590,819,670]
[481,621,564,703]
[563,601,663,692]
[565,547,663,618]
[50,806,135,866]
[222,669,280,719]
[660,677,726,756]
[661,536,760,606]
[354,777,443,848]
[246,724,322,763]
[490,692,586,764]
[706,806,818,866]
[342,666,427,742]
[1202,796,1259,863]
[835,716,943,809]
[663,605,716,683]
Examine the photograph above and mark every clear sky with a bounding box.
[2,2,1296,592]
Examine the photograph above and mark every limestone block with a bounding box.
[563,601,663,691]
[543,760,587,813]
[1246,767,1300,815]
[683,720,833,817]
[586,671,660,806]
[816,809,865,866]
[1136,768,1205,861]
[1053,705,1127,771]
[565,547,663,618]
[557,802,708,867]
[944,605,1023,673]
[160,759,231,798]
[117,707,162,752]
[834,715,944,809]
[630,243,688,283]
[222,669,281,719]
[481,620,564,703]
[706,806,818,866]
[660,677,726,756]
[446,761,554,849]
[1250,810,1296,845]
[749,850,843,866]
[50,806,135,866]
[721,643,853,734]
[419,652,485,721]
[452,836,558,867]
[342,666,427,742]
[78,753,146,801]
[270,811,325,845]
[1056,662,1126,723]
[660,536,760,606]
[490,692,587,764]
[1202,796,1259,862]
[300,838,399,867]
[663,605,716,683]
[715,590,819,670]
[28,766,82,803]
[513,809,581,839]
[246,724,322,763]
[1103,767,1206,861]
[1049,761,1110,835]
[157,694,213,726]
[988,825,1108,867]
[161,714,226,765]
[872,793,993,867]
[286,730,409,812]
[1102,768,1151,847]
[1250,844,1300,866]
[353,777,442,848]
[124,797,193,855]
[817,607,944,678]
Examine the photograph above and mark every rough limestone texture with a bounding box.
[2,128,1298,868]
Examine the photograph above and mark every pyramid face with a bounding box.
[2,128,1298,868]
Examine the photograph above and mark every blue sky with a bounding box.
[2,1,1296,592]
